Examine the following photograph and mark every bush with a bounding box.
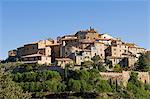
[68,79,81,92]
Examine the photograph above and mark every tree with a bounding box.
[127,72,149,98]
[57,82,66,92]
[77,70,90,81]
[91,55,101,64]
[113,64,122,72]
[135,51,150,72]
[81,61,93,69]
[97,64,106,72]
[25,64,33,72]
[96,80,112,92]
[45,80,58,92]
[68,79,81,92]
[128,72,141,87]
[80,80,93,92]
[0,72,31,99]
[91,55,106,71]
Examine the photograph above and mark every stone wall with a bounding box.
[100,71,150,86]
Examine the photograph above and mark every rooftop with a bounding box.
[21,54,44,58]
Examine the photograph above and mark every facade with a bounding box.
[100,33,115,40]
[16,40,53,65]
[8,28,146,67]
[55,58,73,68]
[17,40,53,57]
[72,50,92,65]
[75,27,101,40]
[21,54,51,65]
[49,44,61,63]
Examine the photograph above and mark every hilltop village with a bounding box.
[1,27,150,98]
[8,27,146,69]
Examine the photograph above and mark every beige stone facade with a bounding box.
[105,39,145,67]
[75,28,101,40]
[21,54,51,65]
[16,40,54,65]
[17,40,53,57]
[8,28,146,67]
[55,58,73,68]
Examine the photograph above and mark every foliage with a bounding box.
[135,51,150,72]
[0,72,31,99]
[128,72,141,87]
[12,70,61,82]
[144,84,150,91]
[91,55,101,63]
[96,79,112,92]
[68,79,81,92]
[1,63,150,98]
[127,72,150,98]
[80,80,93,92]
[113,64,122,72]
[81,61,93,68]
[91,55,106,71]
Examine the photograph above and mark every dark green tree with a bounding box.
[96,79,112,92]
[113,64,122,72]
[135,51,150,72]
[0,72,31,99]
[68,79,81,92]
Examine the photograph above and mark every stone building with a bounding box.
[8,50,17,57]
[7,28,146,67]
[75,27,101,40]
[15,40,54,65]
[21,53,51,65]
[55,58,73,68]
[17,40,53,57]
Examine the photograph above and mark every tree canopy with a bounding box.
[135,51,150,72]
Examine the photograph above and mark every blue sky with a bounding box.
[0,0,149,59]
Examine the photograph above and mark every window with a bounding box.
[124,50,127,53]
[145,80,147,84]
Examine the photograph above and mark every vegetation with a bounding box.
[0,62,150,98]
[113,64,122,72]
[0,71,31,99]
[127,72,150,98]
[135,51,150,72]
[82,55,106,71]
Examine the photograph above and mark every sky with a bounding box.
[0,0,149,60]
